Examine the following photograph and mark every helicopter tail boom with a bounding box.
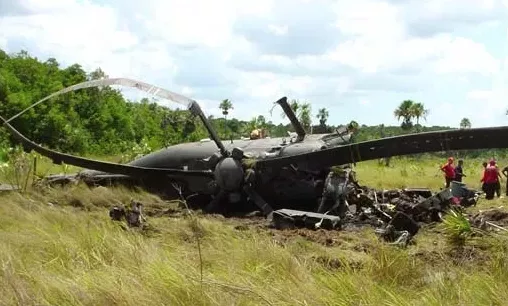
[256,126,508,170]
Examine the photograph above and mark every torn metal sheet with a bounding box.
[272,209,341,230]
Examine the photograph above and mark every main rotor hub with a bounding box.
[213,157,245,191]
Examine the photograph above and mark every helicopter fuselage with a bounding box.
[75,132,353,211]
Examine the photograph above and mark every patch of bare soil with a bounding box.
[446,246,491,265]
[269,228,343,246]
[412,249,445,266]
[266,227,376,250]
[471,208,508,227]
[413,243,492,268]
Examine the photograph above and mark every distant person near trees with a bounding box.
[440,157,455,188]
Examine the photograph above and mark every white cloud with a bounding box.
[0,0,508,129]
[465,56,508,123]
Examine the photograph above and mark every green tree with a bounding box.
[219,99,233,117]
[460,118,471,129]
[298,102,312,132]
[394,100,415,131]
[219,99,233,137]
[316,108,329,127]
[410,102,429,132]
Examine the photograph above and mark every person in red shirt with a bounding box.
[440,157,455,188]
[481,160,500,199]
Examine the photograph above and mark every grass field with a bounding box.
[2,155,508,305]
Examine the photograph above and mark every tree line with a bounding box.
[0,48,500,161]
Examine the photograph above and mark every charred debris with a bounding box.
[103,164,484,246]
[269,165,480,246]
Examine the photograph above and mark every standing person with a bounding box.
[492,160,503,198]
[454,159,466,182]
[502,165,508,196]
[440,157,455,188]
[481,161,488,193]
[481,160,500,199]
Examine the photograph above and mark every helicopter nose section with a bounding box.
[213,157,244,191]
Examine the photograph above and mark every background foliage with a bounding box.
[0,49,502,161]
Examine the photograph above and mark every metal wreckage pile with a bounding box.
[269,164,480,246]
[107,164,481,246]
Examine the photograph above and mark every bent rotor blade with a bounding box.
[6,77,228,158]
[255,126,508,170]
[6,78,195,124]
[0,115,214,180]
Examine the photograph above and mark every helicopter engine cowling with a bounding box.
[213,156,245,192]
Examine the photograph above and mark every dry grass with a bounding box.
[1,155,508,305]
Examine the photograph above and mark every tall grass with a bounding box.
[1,155,508,305]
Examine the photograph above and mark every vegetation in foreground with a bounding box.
[2,156,508,305]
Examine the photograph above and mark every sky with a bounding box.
[1,0,508,128]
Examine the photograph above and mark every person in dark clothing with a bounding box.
[502,166,508,196]
[454,159,466,182]
[481,161,488,193]
[482,160,502,199]
[482,160,499,199]
[492,159,502,197]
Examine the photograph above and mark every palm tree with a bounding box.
[316,108,329,127]
[219,99,233,137]
[411,102,429,125]
[219,99,233,117]
[394,100,415,130]
[410,102,429,132]
[460,118,471,129]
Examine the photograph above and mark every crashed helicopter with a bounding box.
[3,77,508,222]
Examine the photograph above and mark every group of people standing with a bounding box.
[440,157,466,187]
[440,157,508,200]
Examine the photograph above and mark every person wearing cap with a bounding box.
[440,157,455,188]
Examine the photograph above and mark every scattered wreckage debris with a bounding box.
[92,164,478,245]
[34,164,487,246]
[272,209,341,230]
[0,183,19,192]
[109,199,147,228]
[471,208,508,232]
[267,166,482,245]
